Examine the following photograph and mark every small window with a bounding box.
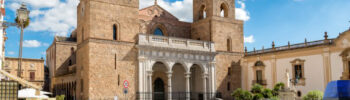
[154,28,164,36]
[82,27,84,41]
[30,72,35,81]
[227,38,232,51]
[81,79,84,92]
[113,24,117,40]
[297,91,302,97]
[69,60,72,66]
[256,70,263,84]
[348,61,350,73]
[118,75,120,86]
[227,82,230,91]
[220,3,228,17]
[294,65,303,79]
[228,67,231,76]
[199,5,206,19]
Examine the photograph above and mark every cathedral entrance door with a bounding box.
[154,78,165,100]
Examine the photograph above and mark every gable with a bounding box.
[139,5,179,21]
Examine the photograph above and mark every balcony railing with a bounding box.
[136,92,220,100]
[252,80,267,85]
[138,34,215,52]
[246,39,334,55]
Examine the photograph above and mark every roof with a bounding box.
[246,39,335,56]
[54,36,76,42]
[5,57,44,61]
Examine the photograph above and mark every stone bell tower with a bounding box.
[76,0,140,44]
[192,0,243,52]
[192,0,244,99]
[75,0,140,99]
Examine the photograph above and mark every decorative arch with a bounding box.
[199,5,207,20]
[189,63,207,74]
[220,2,229,17]
[150,60,171,71]
[151,24,168,36]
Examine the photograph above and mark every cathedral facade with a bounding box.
[47,0,243,100]
[46,0,350,100]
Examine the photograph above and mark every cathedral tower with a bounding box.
[192,0,244,99]
[75,0,140,99]
[192,0,243,52]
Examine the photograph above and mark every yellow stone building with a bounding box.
[3,57,45,87]
[46,0,350,100]
[243,30,350,98]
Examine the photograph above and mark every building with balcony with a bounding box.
[3,57,45,87]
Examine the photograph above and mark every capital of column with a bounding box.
[138,57,147,61]
[202,74,208,79]
[166,71,173,78]
[185,72,191,78]
[147,71,153,76]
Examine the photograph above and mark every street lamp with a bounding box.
[16,4,29,78]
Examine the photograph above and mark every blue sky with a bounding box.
[4,0,350,60]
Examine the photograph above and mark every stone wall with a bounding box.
[215,53,243,99]
[79,39,138,99]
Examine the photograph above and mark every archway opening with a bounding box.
[171,63,187,99]
[154,78,165,100]
[220,3,228,17]
[190,64,204,100]
[199,5,207,19]
[152,62,168,100]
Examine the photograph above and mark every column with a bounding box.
[167,72,173,100]
[202,74,207,100]
[138,57,146,99]
[147,71,153,100]
[185,72,191,100]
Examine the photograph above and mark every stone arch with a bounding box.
[220,2,229,17]
[199,5,207,19]
[151,23,168,36]
[150,60,170,71]
[189,63,207,74]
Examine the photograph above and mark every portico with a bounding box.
[137,34,217,100]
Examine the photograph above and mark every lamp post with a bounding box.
[16,4,29,79]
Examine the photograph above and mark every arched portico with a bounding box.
[138,34,216,100]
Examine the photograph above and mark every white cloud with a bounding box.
[8,0,79,36]
[23,40,41,48]
[8,0,249,36]
[236,0,250,21]
[7,51,15,55]
[42,43,50,47]
[140,0,250,22]
[244,35,255,43]
[41,52,46,55]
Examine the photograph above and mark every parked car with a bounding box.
[324,80,350,100]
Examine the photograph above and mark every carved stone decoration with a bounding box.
[290,58,306,86]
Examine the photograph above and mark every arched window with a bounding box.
[227,38,232,51]
[199,5,206,19]
[220,3,228,17]
[154,28,164,36]
[113,24,117,40]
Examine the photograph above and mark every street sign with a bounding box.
[123,80,129,88]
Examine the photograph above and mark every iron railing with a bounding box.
[136,92,221,100]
